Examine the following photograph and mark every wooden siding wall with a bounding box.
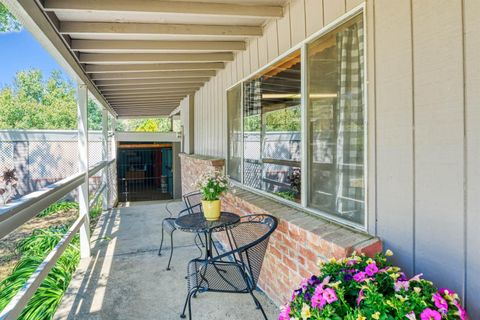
[192,0,480,315]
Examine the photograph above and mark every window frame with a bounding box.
[225,4,368,230]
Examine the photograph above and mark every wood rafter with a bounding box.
[44,0,283,18]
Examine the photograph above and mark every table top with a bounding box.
[175,212,240,233]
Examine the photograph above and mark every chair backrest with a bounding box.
[182,191,203,214]
[228,214,278,288]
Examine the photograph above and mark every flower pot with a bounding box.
[202,200,221,221]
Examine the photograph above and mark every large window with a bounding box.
[226,12,365,227]
[307,15,365,225]
[243,51,301,202]
[227,84,242,181]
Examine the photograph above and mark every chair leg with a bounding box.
[166,230,175,271]
[248,289,268,320]
[198,234,205,248]
[180,288,197,319]
[158,225,165,256]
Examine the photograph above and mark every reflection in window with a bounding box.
[243,51,302,202]
[307,14,365,224]
[227,84,242,181]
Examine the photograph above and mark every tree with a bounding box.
[0,69,103,130]
[0,3,22,33]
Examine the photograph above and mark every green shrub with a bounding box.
[37,201,78,218]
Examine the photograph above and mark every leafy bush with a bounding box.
[281,251,469,320]
[275,191,297,201]
[0,226,80,320]
[37,201,79,217]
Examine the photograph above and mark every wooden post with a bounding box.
[102,107,109,210]
[77,83,90,259]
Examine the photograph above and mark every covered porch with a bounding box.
[54,201,278,319]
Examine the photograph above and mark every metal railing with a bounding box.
[0,159,115,320]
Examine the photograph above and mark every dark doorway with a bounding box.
[117,142,173,202]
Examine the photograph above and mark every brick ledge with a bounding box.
[223,187,381,260]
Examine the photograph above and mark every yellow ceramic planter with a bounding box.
[202,200,221,221]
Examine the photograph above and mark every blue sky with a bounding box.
[0,28,70,87]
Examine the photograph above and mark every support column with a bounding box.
[77,84,90,259]
[101,108,109,211]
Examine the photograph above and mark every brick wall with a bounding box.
[178,153,225,195]
[179,153,382,306]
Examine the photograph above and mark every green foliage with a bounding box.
[37,201,79,218]
[0,226,80,320]
[244,107,301,132]
[283,251,468,320]
[0,3,22,33]
[0,69,103,130]
[0,197,105,319]
[118,118,181,132]
[275,191,296,201]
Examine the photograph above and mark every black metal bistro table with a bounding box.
[175,212,240,259]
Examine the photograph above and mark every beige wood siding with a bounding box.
[192,0,480,316]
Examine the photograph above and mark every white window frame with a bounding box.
[226,4,368,230]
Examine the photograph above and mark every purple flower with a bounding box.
[420,308,441,320]
[365,262,379,276]
[356,288,365,306]
[344,273,353,281]
[308,275,321,286]
[300,278,309,290]
[279,304,290,320]
[394,280,410,292]
[346,259,358,266]
[322,288,338,304]
[398,272,408,281]
[353,272,366,282]
[432,293,448,313]
[304,291,311,301]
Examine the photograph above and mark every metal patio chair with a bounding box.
[180,214,278,320]
[158,191,204,270]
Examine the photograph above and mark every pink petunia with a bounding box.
[454,300,468,320]
[356,288,365,306]
[365,262,379,276]
[432,293,448,313]
[394,280,410,292]
[322,288,338,304]
[353,271,366,282]
[311,292,326,309]
[279,304,291,320]
[420,308,441,320]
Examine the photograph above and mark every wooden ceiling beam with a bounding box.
[95,77,210,87]
[79,52,234,64]
[100,84,203,92]
[91,70,215,80]
[85,62,224,73]
[60,22,263,37]
[44,0,283,18]
[72,40,246,53]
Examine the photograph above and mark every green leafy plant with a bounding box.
[0,226,80,320]
[281,251,469,320]
[195,171,230,201]
[275,191,296,201]
[37,201,79,217]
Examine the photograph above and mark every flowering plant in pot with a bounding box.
[195,171,229,221]
[280,251,469,320]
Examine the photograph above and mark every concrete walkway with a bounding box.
[55,201,278,320]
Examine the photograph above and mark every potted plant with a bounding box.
[195,171,230,221]
[280,250,469,320]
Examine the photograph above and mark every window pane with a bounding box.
[243,50,302,203]
[307,15,365,225]
[227,84,242,181]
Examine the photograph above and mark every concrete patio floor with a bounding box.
[54,201,278,320]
